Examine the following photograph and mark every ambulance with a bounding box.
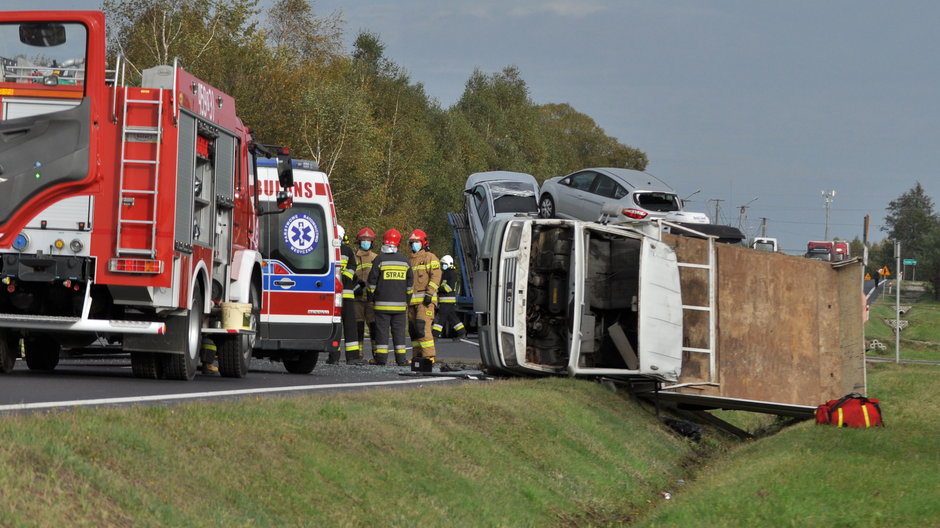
[254,158,342,373]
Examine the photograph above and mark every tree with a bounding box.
[538,103,647,177]
[883,182,940,261]
[920,225,940,298]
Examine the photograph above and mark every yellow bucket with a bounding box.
[221,302,253,329]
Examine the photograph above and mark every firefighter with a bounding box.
[407,229,442,362]
[367,229,413,366]
[353,227,379,358]
[432,255,467,340]
[330,225,363,364]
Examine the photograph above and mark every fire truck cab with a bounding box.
[0,11,293,380]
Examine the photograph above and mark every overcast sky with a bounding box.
[10,0,940,254]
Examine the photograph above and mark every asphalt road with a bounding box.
[0,336,486,412]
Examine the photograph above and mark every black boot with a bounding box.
[327,350,341,364]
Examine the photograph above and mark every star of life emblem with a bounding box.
[282,213,319,255]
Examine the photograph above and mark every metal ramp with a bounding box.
[446,212,478,300]
[659,221,719,389]
[115,86,164,258]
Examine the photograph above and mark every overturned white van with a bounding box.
[474,217,683,382]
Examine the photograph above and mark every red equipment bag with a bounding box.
[815,393,884,428]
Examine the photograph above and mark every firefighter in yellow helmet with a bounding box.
[406,229,441,362]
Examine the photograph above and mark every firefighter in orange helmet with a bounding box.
[407,229,442,362]
[367,229,413,365]
[353,227,378,358]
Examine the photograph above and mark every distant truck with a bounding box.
[475,217,865,411]
[805,241,834,261]
[752,237,778,252]
[805,240,850,262]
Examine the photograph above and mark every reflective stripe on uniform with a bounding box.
[374,302,407,312]
[454,322,465,331]
[432,324,443,332]
[439,298,456,303]
[346,341,360,352]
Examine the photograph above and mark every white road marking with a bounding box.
[0,377,457,412]
[459,339,479,347]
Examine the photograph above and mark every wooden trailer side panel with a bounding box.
[665,235,864,406]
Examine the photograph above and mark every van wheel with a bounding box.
[24,335,59,371]
[283,352,317,374]
[219,283,259,378]
[163,284,204,380]
[539,194,555,218]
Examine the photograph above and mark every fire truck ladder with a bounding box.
[115,88,164,258]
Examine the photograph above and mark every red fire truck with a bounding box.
[0,11,297,379]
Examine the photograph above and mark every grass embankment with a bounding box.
[0,378,709,527]
[3,291,939,527]
[866,282,940,361]
[637,362,940,527]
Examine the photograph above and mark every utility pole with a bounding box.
[895,240,901,363]
[822,190,836,240]
[736,197,758,233]
[709,199,723,225]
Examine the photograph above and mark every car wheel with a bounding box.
[0,332,17,373]
[219,282,259,378]
[163,284,204,380]
[539,194,555,218]
[284,352,317,374]
[24,335,60,371]
[131,352,163,379]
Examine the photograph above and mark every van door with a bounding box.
[259,203,336,342]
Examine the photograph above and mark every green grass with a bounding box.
[636,362,940,527]
[0,379,708,527]
[2,291,939,527]
[866,284,940,361]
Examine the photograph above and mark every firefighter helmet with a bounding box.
[357,227,375,241]
[441,255,454,267]
[336,224,345,240]
[408,229,428,247]
[383,229,402,247]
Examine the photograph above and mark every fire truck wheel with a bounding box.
[131,352,163,379]
[0,333,16,373]
[24,336,60,371]
[283,352,317,374]
[218,283,258,378]
[163,285,204,380]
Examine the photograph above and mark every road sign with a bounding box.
[903,259,917,266]
[879,266,890,276]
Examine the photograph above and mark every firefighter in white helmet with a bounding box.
[432,254,467,340]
